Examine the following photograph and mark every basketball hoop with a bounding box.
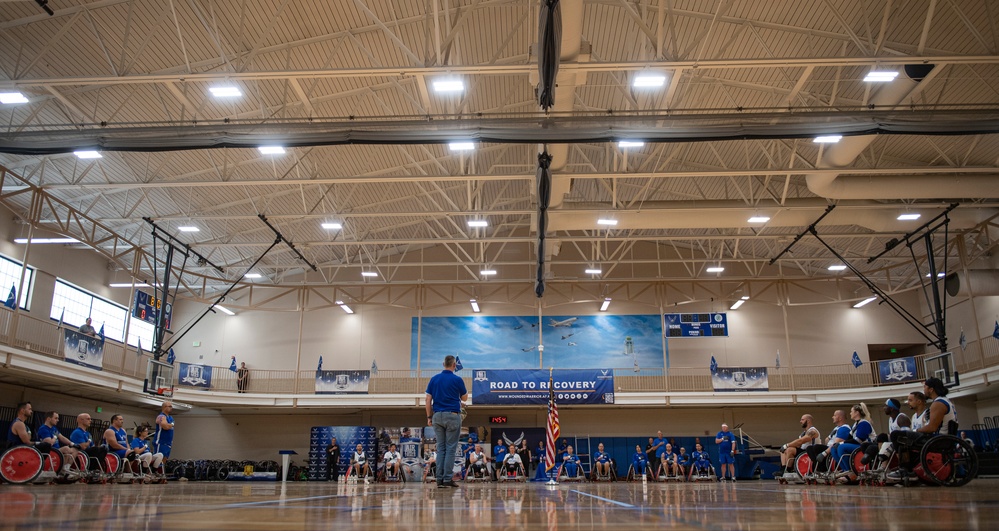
[156,387,175,398]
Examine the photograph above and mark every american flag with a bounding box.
[545,372,560,472]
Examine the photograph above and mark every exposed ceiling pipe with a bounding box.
[805,64,959,200]
[945,271,999,297]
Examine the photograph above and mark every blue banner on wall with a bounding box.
[178,362,213,388]
[316,370,370,394]
[712,367,769,392]
[62,329,104,371]
[472,369,615,405]
[665,312,728,337]
[878,357,918,384]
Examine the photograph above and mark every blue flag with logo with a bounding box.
[994,320,999,340]
[229,356,237,372]
[167,348,175,365]
[4,284,16,309]
[317,355,323,373]
[959,330,967,351]
[98,323,105,344]
[709,355,718,374]
[851,351,863,368]
[775,350,781,369]
[455,356,463,371]
[370,359,378,375]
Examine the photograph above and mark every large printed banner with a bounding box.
[712,367,769,392]
[878,357,919,384]
[472,369,615,405]
[63,329,104,371]
[178,362,214,388]
[315,370,370,394]
[412,315,665,370]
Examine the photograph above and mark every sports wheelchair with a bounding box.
[377,460,408,483]
[345,461,374,483]
[463,459,491,482]
[656,461,686,482]
[556,461,586,482]
[496,461,528,483]
[776,452,813,485]
[0,444,63,484]
[687,460,717,482]
[888,432,978,487]
[625,462,655,482]
[591,459,616,482]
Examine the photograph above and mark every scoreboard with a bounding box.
[133,290,173,330]
[664,312,728,337]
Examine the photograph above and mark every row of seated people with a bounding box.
[3,402,166,484]
[343,442,412,482]
[630,442,718,481]
[774,377,974,487]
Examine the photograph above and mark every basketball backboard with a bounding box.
[923,352,959,388]
[144,359,175,397]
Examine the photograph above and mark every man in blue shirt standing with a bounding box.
[715,423,736,481]
[425,355,467,488]
[154,401,175,459]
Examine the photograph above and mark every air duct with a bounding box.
[945,271,999,297]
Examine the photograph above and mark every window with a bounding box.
[127,317,154,350]
[0,253,34,310]
[50,280,128,343]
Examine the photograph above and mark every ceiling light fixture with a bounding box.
[467,220,488,228]
[177,226,200,232]
[618,140,645,148]
[109,283,151,288]
[209,86,242,98]
[828,264,848,271]
[599,298,612,312]
[925,272,946,278]
[633,74,667,88]
[864,71,899,82]
[243,273,262,279]
[470,299,481,313]
[706,266,725,273]
[449,141,475,151]
[853,296,877,308]
[597,219,618,226]
[258,146,285,155]
[433,79,465,92]
[74,151,102,159]
[813,135,843,143]
[897,213,921,221]
[747,216,770,223]
[480,269,497,276]
[730,296,749,310]
[14,237,78,244]
[361,271,378,278]
[335,300,354,314]
[0,92,29,104]
[215,305,236,316]
[321,222,343,230]
[585,268,602,275]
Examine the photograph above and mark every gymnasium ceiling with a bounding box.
[1,0,999,299]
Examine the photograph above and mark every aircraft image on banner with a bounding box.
[568,342,577,346]
[549,317,578,328]
[561,332,575,340]
[521,346,537,352]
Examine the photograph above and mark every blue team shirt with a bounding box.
[154,414,174,447]
[563,453,580,464]
[70,428,92,447]
[7,418,27,446]
[832,424,852,442]
[653,437,667,457]
[678,452,690,465]
[633,451,647,464]
[37,425,61,449]
[495,445,508,461]
[692,450,710,464]
[131,438,150,455]
[425,370,466,413]
[108,427,128,458]
[716,431,734,453]
[594,451,610,463]
[851,420,873,443]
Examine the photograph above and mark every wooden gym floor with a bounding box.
[1,479,998,530]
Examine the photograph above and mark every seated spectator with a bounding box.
[423,444,437,475]
[593,443,612,477]
[350,443,370,478]
[777,414,821,476]
[130,425,164,471]
[103,414,137,464]
[383,443,402,477]
[70,413,107,471]
[562,445,581,477]
[468,444,488,478]
[37,411,78,472]
[632,444,648,477]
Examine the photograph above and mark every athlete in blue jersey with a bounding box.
[715,424,737,480]
[562,445,581,477]
[677,446,690,473]
[690,443,712,478]
[103,414,135,460]
[817,410,852,472]
[130,425,164,471]
[593,442,612,478]
[662,443,682,478]
[7,402,34,448]
[37,411,78,470]
[153,401,175,459]
[70,413,107,470]
[832,404,874,474]
[632,445,648,477]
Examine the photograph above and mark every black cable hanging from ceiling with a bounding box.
[536,0,562,111]
[535,150,552,298]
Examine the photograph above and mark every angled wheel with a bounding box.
[918,435,977,487]
[0,446,44,484]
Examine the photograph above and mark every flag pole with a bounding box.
[546,366,558,485]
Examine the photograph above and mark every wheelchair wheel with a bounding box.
[42,450,63,473]
[0,446,44,484]
[850,448,868,476]
[105,454,121,475]
[794,453,812,477]
[917,435,977,487]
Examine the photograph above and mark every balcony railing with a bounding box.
[2,308,996,396]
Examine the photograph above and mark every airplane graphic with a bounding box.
[549,317,578,328]
[521,346,537,352]
[568,342,577,346]
[561,332,575,340]
[513,325,524,330]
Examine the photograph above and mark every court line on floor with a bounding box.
[223,493,346,507]
[569,489,635,507]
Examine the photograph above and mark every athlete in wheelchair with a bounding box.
[380,443,406,482]
[1,402,60,484]
[887,378,977,487]
[592,443,614,481]
[627,444,650,481]
[465,444,490,481]
[558,445,584,481]
[775,414,821,483]
[688,442,717,481]
[498,444,527,482]
[347,443,373,482]
[658,443,684,481]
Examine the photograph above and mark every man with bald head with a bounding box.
[70,412,107,471]
[811,410,851,473]
[715,424,736,481]
[776,414,821,478]
[154,401,175,459]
